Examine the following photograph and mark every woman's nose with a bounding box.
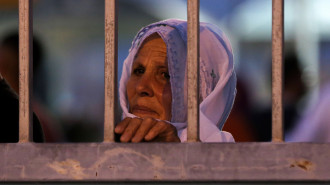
[135,74,154,97]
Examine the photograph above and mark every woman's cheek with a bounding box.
[162,83,172,120]
[126,79,136,107]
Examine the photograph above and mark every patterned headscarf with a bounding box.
[119,19,236,142]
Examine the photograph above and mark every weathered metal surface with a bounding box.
[0,183,325,185]
[187,0,200,142]
[104,0,118,142]
[18,0,33,143]
[0,143,329,182]
[272,0,284,142]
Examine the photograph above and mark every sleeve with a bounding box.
[178,123,235,143]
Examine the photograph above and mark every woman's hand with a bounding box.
[115,117,180,142]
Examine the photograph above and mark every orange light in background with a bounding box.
[0,0,39,10]
[0,0,17,9]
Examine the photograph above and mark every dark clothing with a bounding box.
[0,79,44,142]
[251,106,299,141]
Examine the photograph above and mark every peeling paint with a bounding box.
[2,143,329,182]
[99,148,166,179]
[48,159,87,180]
[46,147,189,180]
[289,159,314,171]
[47,147,167,180]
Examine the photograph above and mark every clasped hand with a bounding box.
[114,117,180,142]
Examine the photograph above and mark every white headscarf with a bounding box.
[119,19,236,142]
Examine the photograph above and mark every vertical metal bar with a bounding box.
[19,0,33,142]
[187,0,200,142]
[104,0,118,142]
[272,0,284,142]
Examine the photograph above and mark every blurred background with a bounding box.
[1,0,330,142]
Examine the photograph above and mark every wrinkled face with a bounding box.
[126,34,172,121]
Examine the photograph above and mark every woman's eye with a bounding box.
[161,72,170,80]
[133,68,144,75]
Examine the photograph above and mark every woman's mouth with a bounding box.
[132,105,158,116]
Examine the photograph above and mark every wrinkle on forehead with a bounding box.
[135,33,166,58]
[134,34,167,66]
[136,45,167,58]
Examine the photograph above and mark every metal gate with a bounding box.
[1,0,329,183]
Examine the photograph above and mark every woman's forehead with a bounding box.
[140,36,166,51]
[136,46,166,58]
[133,46,168,67]
[132,52,168,67]
[134,36,167,62]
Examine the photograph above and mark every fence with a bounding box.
[1,0,330,184]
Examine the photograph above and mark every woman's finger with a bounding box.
[131,117,157,143]
[114,117,131,134]
[144,121,167,141]
[120,118,142,142]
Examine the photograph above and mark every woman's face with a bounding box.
[126,34,172,121]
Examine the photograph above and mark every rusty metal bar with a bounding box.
[1,143,330,181]
[104,0,118,142]
[18,0,33,142]
[272,0,284,142]
[187,0,200,142]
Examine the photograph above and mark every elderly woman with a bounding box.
[115,19,236,142]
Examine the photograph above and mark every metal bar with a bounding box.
[272,0,284,142]
[18,0,33,143]
[104,0,118,142]
[187,0,200,142]
[1,143,330,181]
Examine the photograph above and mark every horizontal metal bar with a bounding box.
[187,0,200,142]
[18,0,33,142]
[272,0,284,142]
[1,143,329,182]
[104,0,118,142]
